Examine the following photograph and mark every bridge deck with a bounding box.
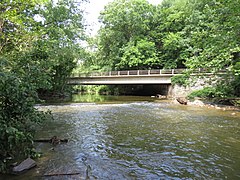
[69,69,186,85]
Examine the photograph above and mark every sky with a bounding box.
[83,0,163,36]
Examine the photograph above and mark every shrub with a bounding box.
[188,87,216,100]
[188,86,230,100]
[171,74,190,87]
[0,73,50,173]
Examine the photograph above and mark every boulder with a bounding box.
[176,97,188,105]
[12,158,36,174]
[190,100,205,106]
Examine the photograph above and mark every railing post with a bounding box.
[109,71,111,76]
[137,70,139,75]
[148,70,150,75]
[160,69,162,75]
[127,71,129,75]
[118,71,120,76]
[172,69,174,74]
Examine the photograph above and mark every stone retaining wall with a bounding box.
[170,75,220,98]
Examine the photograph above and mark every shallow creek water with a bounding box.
[2,95,240,179]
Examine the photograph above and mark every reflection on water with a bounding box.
[1,95,240,179]
[71,94,158,104]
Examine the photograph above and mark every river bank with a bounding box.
[172,98,240,112]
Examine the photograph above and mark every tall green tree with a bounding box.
[97,0,158,70]
[0,0,49,172]
[183,0,240,96]
[16,0,86,96]
[182,0,240,73]
[94,0,188,70]
[0,0,86,172]
[117,39,158,69]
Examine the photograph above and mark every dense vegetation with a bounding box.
[0,0,85,172]
[79,0,239,97]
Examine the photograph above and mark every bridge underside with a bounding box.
[68,75,172,85]
[117,84,171,96]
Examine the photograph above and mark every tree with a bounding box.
[181,0,240,72]
[0,0,86,172]
[182,0,240,96]
[117,39,158,69]
[0,0,49,172]
[19,0,86,96]
[94,0,188,70]
[97,0,157,70]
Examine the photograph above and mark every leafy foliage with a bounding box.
[188,87,219,100]
[0,73,51,172]
[96,0,159,70]
[30,0,85,96]
[187,84,237,100]
[0,0,86,172]
[117,39,158,69]
[182,0,240,73]
[171,74,190,87]
[91,0,189,70]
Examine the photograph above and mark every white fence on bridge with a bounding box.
[71,68,227,78]
[71,69,186,77]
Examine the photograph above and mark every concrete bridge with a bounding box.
[68,68,226,96]
[68,69,185,85]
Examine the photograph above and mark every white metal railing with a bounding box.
[70,68,226,78]
[71,69,186,78]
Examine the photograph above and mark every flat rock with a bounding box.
[12,158,36,174]
[189,100,205,106]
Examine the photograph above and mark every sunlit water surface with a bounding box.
[2,95,240,179]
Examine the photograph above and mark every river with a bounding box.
[2,95,240,179]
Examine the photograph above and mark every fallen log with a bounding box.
[34,139,68,143]
[42,172,81,177]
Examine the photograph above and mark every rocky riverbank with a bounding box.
[173,98,240,112]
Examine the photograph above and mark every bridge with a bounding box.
[68,69,186,85]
